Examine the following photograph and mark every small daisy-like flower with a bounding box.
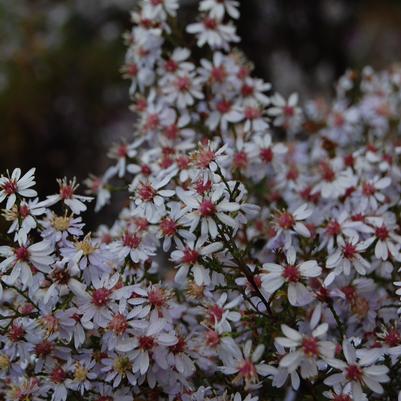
[275,321,335,379]
[44,177,93,215]
[261,247,321,306]
[325,340,390,400]
[0,168,37,209]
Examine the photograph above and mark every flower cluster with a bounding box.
[2,1,401,401]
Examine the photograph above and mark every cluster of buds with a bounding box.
[2,1,401,401]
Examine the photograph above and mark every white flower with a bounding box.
[0,168,37,209]
[326,236,371,285]
[220,340,271,388]
[267,93,302,131]
[0,239,54,287]
[325,340,390,401]
[261,247,321,306]
[187,17,239,50]
[177,185,240,239]
[199,0,240,20]
[44,178,93,215]
[275,321,335,379]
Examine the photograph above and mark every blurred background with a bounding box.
[1,0,401,198]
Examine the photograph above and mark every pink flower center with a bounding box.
[123,233,142,249]
[165,124,179,140]
[211,66,226,82]
[216,99,232,114]
[165,59,178,73]
[148,288,166,308]
[345,364,363,382]
[2,180,17,195]
[209,305,225,323]
[326,220,341,236]
[170,336,186,354]
[241,84,254,96]
[15,246,29,261]
[176,76,190,92]
[343,243,357,259]
[277,212,295,229]
[384,329,401,346]
[233,151,248,169]
[108,314,128,335]
[145,114,160,130]
[282,265,301,282]
[127,64,138,77]
[286,166,299,181]
[117,144,128,158]
[199,199,216,217]
[141,164,152,176]
[182,248,199,265]
[321,162,336,182]
[60,185,74,199]
[362,182,375,196]
[244,106,260,120]
[19,204,30,218]
[260,148,273,163]
[375,225,389,240]
[138,184,155,202]
[206,330,220,347]
[302,337,319,357]
[139,335,155,350]
[196,148,216,168]
[92,288,111,307]
[239,359,257,380]
[283,105,295,117]
[203,17,218,30]
[160,218,177,237]
[8,324,25,342]
[177,156,190,169]
[51,367,66,384]
[35,340,54,357]
[195,179,212,195]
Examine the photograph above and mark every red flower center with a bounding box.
[108,314,128,335]
[343,243,357,259]
[165,59,178,73]
[176,76,190,92]
[139,335,155,350]
[60,185,74,199]
[241,84,254,96]
[211,66,226,82]
[302,337,319,357]
[277,212,295,229]
[384,329,401,346]
[199,199,216,217]
[160,218,177,237]
[138,184,155,202]
[182,248,199,265]
[148,288,166,308]
[51,367,66,384]
[345,364,363,382]
[170,336,186,354]
[203,17,218,30]
[234,151,248,169]
[123,233,142,249]
[15,246,29,261]
[205,330,220,347]
[216,99,232,114]
[260,148,273,163]
[92,288,111,307]
[2,180,17,195]
[8,324,25,342]
[239,359,256,379]
[282,265,301,282]
[209,305,225,323]
[35,340,54,357]
[326,220,341,236]
[375,225,389,240]
[362,182,375,196]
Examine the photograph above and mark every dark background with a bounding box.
[1,0,401,197]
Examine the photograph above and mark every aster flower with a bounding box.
[261,247,321,306]
[325,340,390,400]
[0,168,37,209]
